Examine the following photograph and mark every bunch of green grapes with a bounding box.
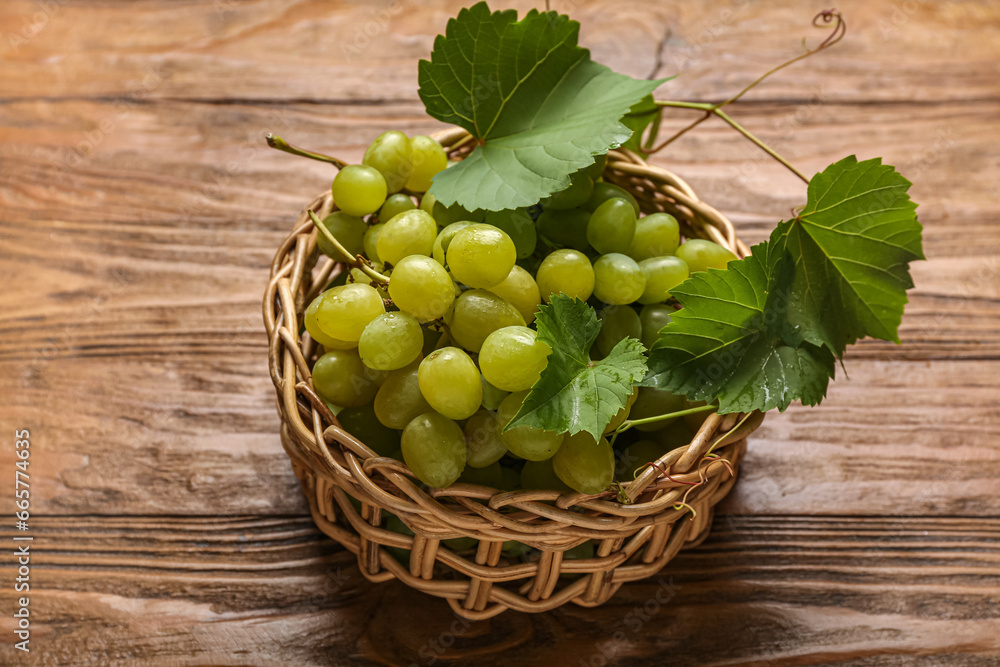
[305,137,732,498]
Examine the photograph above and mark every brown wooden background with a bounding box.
[1,0,999,664]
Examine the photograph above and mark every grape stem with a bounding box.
[609,403,718,446]
[266,134,347,169]
[430,322,453,349]
[308,210,390,285]
[646,9,846,185]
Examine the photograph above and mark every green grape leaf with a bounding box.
[645,241,836,413]
[620,94,661,156]
[418,2,665,211]
[505,296,647,440]
[775,156,924,355]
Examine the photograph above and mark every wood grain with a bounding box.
[1,516,998,666]
[0,0,998,663]
[0,0,997,103]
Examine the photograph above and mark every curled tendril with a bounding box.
[646,8,849,170]
[638,460,700,486]
[673,501,697,520]
[814,9,847,51]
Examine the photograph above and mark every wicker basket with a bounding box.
[263,128,765,619]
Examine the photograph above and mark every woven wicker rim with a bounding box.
[263,128,764,618]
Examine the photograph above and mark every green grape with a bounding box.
[432,221,473,266]
[502,540,532,561]
[418,192,436,214]
[445,289,525,352]
[382,512,414,562]
[675,239,738,273]
[348,265,390,305]
[649,421,696,450]
[587,198,636,254]
[401,412,466,488]
[497,390,565,461]
[485,265,541,324]
[313,283,386,342]
[379,193,416,222]
[552,432,615,495]
[536,249,595,302]
[425,194,485,226]
[604,388,638,434]
[615,440,663,481]
[422,327,442,356]
[628,212,680,260]
[463,409,508,468]
[480,376,509,411]
[348,262,385,289]
[358,311,423,371]
[585,182,640,215]
[592,253,646,305]
[542,170,593,210]
[516,254,542,277]
[595,306,641,359]
[639,304,674,348]
[581,154,608,181]
[362,130,412,194]
[442,535,477,552]
[630,387,686,432]
[483,209,536,259]
[447,223,517,289]
[376,209,437,266]
[363,223,384,262]
[682,399,717,431]
[418,347,483,420]
[374,360,431,429]
[638,255,690,305]
[563,541,595,561]
[304,295,356,350]
[458,461,505,488]
[336,404,401,456]
[520,458,570,491]
[387,255,456,322]
[312,349,383,408]
[499,465,521,492]
[316,211,366,260]
[535,207,591,251]
[479,326,551,392]
[405,135,448,193]
[324,268,349,290]
[331,164,387,217]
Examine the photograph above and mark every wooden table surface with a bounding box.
[2,0,999,664]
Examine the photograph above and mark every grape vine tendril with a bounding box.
[647,9,846,184]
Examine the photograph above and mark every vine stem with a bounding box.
[650,101,809,184]
[609,403,718,447]
[646,9,846,184]
[308,211,390,285]
[266,134,347,169]
[715,109,809,183]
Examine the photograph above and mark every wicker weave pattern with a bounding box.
[263,131,764,619]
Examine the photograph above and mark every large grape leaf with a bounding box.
[620,94,661,156]
[505,296,647,440]
[775,156,924,355]
[418,2,665,211]
[644,241,835,413]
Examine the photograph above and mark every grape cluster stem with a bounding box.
[308,210,391,285]
[266,134,347,169]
